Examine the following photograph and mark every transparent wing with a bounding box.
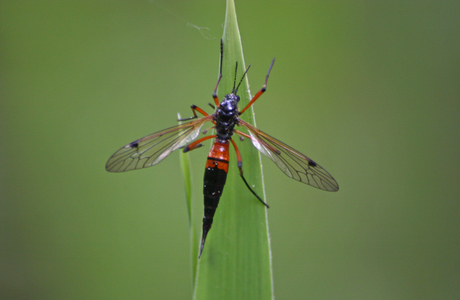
[238,119,339,192]
[106,115,213,172]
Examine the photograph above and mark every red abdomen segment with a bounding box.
[200,140,230,257]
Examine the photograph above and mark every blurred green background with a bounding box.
[1,1,459,299]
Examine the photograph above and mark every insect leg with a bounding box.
[183,135,216,152]
[212,39,224,106]
[178,105,210,121]
[235,130,251,140]
[239,58,275,115]
[230,139,269,208]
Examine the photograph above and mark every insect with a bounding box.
[106,40,339,257]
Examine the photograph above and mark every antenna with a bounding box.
[234,64,251,95]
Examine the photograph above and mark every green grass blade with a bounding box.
[193,0,274,299]
[178,113,199,286]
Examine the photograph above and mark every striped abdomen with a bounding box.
[200,139,230,257]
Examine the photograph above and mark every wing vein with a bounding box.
[238,119,338,192]
[106,116,213,172]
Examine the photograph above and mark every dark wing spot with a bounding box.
[128,141,139,148]
[308,160,317,167]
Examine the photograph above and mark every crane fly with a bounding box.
[106,40,339,258]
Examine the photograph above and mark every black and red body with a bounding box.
[172,58,268,257]
[198,90,242,255]
[105,39,338,259]
[202,140,229,251]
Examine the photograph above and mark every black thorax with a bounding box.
[213,93,240,140]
